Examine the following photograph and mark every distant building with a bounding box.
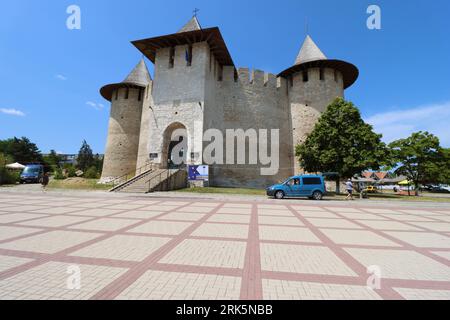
[359,171,406,185]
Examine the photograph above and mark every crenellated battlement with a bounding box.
[218,66,287,93]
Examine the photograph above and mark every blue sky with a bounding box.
[1,0,449,153]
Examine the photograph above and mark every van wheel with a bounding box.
[275,191,285,200]
[312,191,323,200]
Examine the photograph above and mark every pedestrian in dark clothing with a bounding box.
[41,172,49,192]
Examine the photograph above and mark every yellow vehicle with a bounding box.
[365,186,378,193]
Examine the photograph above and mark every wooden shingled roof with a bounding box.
[131,27,235,67]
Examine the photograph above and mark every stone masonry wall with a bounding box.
[148,42,208,166]
[289,67,344,174]
[136,82,154,170]
[100,87,143,181]
[205,67,293,188]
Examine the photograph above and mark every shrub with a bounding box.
[67,166,77,178]
[84,166,99,179]
[0,152,19,185]
[62,164,77,178]
[54,167,66,180]
[0,168,19,185]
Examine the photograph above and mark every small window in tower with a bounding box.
[234,68,238,82]
[138,88,143,101]
[334,70,338,82]
[218,64,223,81]
[186,45,193,66]
[114,89,118,100]
[320,68,325,81]
[169,47,175,69]
[125,88,129,99]
[289,76,293,87]
[302,70,309,82]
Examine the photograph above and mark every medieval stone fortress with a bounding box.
[100,16,358,188]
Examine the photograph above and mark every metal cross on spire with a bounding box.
[193,8,200,17]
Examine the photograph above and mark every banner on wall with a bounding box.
[188,165,209,181]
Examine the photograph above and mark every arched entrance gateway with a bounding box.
[161,122,188,169]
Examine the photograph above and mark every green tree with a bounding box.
[0,152,18,185]
[77,140,94,171]
[0,137,43,164]
[84,166,100,179]
[295,98,390,193]
[43,150,62,167]
[93,153,103,174]
[389,132,446,195]
[438,148,450,184]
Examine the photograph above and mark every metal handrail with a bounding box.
[146,168,175,192]
[111,162,157,188]
[147,169,166,193]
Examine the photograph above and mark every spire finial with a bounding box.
[193,8,200,17]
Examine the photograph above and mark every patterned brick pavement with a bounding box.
[0,192,449,300]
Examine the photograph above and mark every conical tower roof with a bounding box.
[100,58,151,101]
[278,35,359,89]
[177,16,201,33]
[294,35,327,65]
[123,58,152,85]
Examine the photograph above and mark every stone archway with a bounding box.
[161,122,188,169]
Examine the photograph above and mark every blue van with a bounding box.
[20,164,44,184]
[267,175,326,200]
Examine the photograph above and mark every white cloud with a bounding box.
[0,108,26,117]
[55,74,67,81]
[86,101,105,111]
[365,101,450,147]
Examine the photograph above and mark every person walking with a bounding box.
[345,179,354,200]
[41,172,49,192]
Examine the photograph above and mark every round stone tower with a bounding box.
[279,35,359,174]
[99,59,152,182]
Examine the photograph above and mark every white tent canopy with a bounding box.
[5,162,26,170]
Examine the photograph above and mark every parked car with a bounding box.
[267,175,326,200]
[420,184,437,192]
[20,165,44,184]
[364,186,378,193]
[430,186,450,194]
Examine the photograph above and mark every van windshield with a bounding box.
[23,167,41,174]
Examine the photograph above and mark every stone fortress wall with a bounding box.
[100,17,357,189]
[143,41,344,188]
[101,86,144,181]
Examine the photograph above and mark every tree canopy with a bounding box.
[43,150,62,167]
[77,140,95,171]
[0,137,43,164]
[296,98,390,180]
[389,131,449,192]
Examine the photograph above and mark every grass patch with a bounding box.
[177,187,266,196]
[48,178,112,191]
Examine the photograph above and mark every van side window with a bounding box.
[302,177,322,185]
[287,178,300,186]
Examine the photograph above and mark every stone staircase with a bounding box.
[110,168,187,194]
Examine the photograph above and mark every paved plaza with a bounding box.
[0,191,449,300]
